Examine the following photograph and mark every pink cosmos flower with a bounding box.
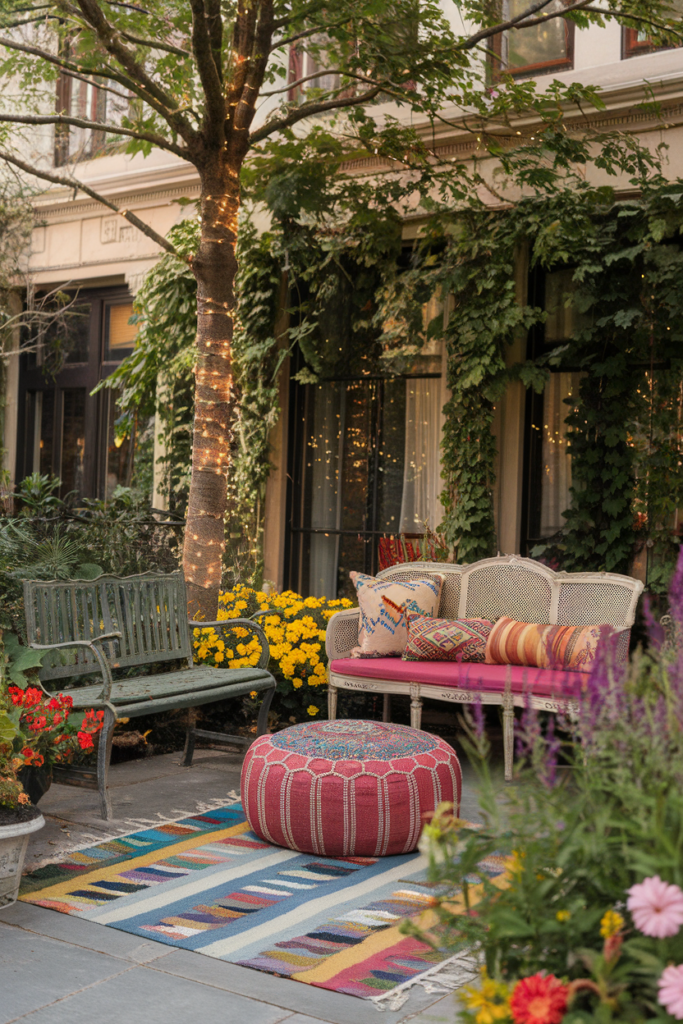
[627,876,683,939]
[658,965,683,1020]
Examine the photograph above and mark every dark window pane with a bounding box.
[39,391,55,476]
[340,382,373,532]
[60,389,86,497]
[377,379,406,533]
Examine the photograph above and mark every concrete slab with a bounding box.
[0,925,132,1024]
[3,961,295,1024]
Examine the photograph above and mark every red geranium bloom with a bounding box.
[47,698,60,710]
[77,731,94,751]
[510,974,569,1024]
[8,686,24,706]
[60,693,74,709]
[24,687,43,707]
[29,715,47,732]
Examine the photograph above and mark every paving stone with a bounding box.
[0,925,131,1024]
[5,964,295,1024]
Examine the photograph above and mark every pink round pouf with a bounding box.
[241,719,461,857]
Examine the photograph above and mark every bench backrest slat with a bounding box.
[23,572,193,682]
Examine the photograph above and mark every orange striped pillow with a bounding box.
[485,616,609,672]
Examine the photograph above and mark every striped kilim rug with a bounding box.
[20,802,502,1000]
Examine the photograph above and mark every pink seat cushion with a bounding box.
[330,657,588,699]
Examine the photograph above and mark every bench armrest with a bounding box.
[325,609,360,661]
[189,619,271,671]
[29,632,121,703]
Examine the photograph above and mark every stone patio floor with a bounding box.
[0,744,485,1024]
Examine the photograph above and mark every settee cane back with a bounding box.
[23,571,277,819]
[326,555,644,779]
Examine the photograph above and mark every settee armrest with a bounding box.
[29,633,121,703]
[325,609,360,661]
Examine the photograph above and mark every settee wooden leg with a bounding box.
[327,683,338,720]
[257,685,275,736]
[502,681,515,781]
[183,708,197,766]
[97,705,116,820]
[382,693,392,723]
[409,685,422,729]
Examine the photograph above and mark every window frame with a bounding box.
[490,4,575,79]
[622,25,681,58]
[16,286,134,501]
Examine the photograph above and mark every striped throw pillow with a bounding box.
[401,613,493,663]
[485,616,608,672]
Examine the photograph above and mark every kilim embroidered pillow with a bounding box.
[401,613,493,663]
[350,571,445,658]
[485,616,613,671]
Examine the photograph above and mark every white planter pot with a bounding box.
[0,814,45,908]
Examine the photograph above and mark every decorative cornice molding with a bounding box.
[34,182,200,222]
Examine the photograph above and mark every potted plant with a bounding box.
[0,694,44,908]
[6,685,104,804]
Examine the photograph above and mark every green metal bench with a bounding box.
[23,571,277,819]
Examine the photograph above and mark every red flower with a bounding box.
[59,693,73,709]
[53,712,62,726]
[8,686,24,706]
[77,731,94,751]
[24,687,43,707]
[510,974,569,1024]
[29,715,47,732]
[47,698,60,710]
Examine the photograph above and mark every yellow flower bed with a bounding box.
[192,584,353,721]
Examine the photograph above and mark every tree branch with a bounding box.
[250,86,382,145]
[0,149,183,259]
[270,17,349,53]
[233,0,275,138]
[59,67,130,101]
[188,0,225,139]
[118,31,191,57]
[0,112,188,158]
[205,0,223,82]
[0,31,194,142]
[460,0,573,49]
[67,0,197,143]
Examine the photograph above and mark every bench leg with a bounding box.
[409,684,422,729]
[256,686,275,737]
[183,708,197,767]
[327,682,338,721]
[97,706,116,820]
[382,693,392,723]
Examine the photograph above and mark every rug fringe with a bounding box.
[369,950,479,1012]
[31,791,241,868]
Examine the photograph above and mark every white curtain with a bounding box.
[540,372,581,536]
[399,375,445,535]
[308,383,341,596]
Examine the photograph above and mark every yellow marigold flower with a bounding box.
[461,970,510,1024]
[250,690,258,698]
[600,909,625,938]
[293,679,303,689]
[307,705,320,716]
[214,651,225,663]
[556,910,571,923]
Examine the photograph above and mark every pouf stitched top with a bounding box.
[241,720,461,857]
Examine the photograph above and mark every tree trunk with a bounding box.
[183,158,241,619]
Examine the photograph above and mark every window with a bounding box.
[623,0,683,57]
[521,268,588,553]
[285,315,446,600]
[492,0,574,77]
[55,71,107,166]
[17,288,139,501]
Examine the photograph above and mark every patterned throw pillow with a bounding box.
[350,571,445,658]
[402,613,493,663]
[485,616,611,671]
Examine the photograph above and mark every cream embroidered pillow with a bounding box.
[350,571,445,658]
